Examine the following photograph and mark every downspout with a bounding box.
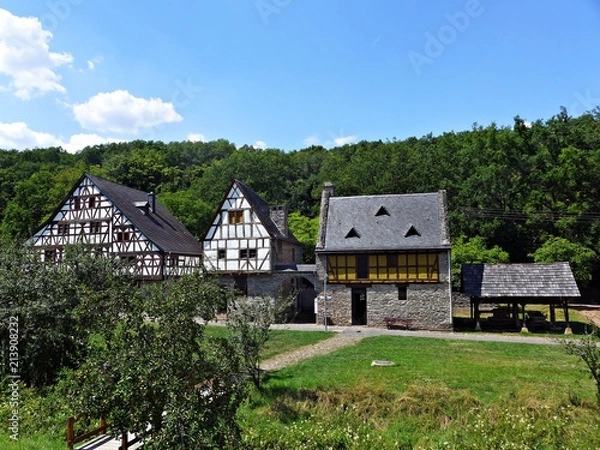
[448,249,453,329]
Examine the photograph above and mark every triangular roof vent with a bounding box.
[375,206,390,217]
[405,225,421,237]
[345,228,361,239]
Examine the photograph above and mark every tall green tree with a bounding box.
[70,272,246,449]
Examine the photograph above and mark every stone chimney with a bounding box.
[439,189,450,246]
[270,206,288,237]
[316,182,335,249]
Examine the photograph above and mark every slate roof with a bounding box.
[461,263,581,298]
[66,174,202,255]
[229,180,301,244]
[319,191,450,252]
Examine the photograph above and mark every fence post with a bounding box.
[66,417,75,450]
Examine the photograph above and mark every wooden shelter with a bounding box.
[461,263,581,333]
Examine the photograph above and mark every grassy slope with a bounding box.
[245,336,600,449]
[0,328,333,449]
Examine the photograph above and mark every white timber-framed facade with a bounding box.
[30,173,203,281]
[202,180,316,311]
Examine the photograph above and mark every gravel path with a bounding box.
[260,323,566,371]
[260,331,365,371]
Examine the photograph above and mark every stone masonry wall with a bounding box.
[315,251,452,330]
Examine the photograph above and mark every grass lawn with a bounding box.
[244,335,600,449]
[3,331,599,449]
[204,325,335,360]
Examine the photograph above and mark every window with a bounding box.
[88,196,97,208]
[398,285,408,300]
[345,228,361,239]
[74,197,81,210]
[375,206,390,216]
[228,210,244,224]
[89,221,102,233]
[327,252,439,283]
[57,223,69,235]
[44,249,56,262]
[240,248,257,259]
[405,225,421,237]
[116,227,132,243]
[218,249,226,259]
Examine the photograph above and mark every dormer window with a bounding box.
[375,206,390,216]
[405,225,421,237]
[345,228,361,239]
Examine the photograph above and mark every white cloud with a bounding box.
[303,135,320,146]
[61,133,122,153]
[333,134,357,146]
[187,133,206,142]
[86,56,102,71]
[0,121,121,153]
[0,121,61,149]
[72,90,183,134]
[254,140,267,150]
[0,8,73,99]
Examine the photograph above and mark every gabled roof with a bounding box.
[35,173,203,255]
[205,179,300,244]
[319,191,450,252]
[462,263,581,298]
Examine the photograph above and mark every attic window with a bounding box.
[345,228,361,239]
[405,225,421,238]
[375,206,390,217]
[134,201,150,214]
[229,210,244,224]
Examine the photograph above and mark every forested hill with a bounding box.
[1,107,600,285]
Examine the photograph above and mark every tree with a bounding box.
[227,295,293,389]
[288,212,319,264]
[561,325,600,405]
[451,236,510,289]
[0,243,133,387]
[69,271,246,449]
[531,237,597,286]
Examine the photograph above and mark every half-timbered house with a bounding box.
[30,173,203,280]
[315,182,452,329]
[202,180,315,310]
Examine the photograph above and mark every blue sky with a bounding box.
[1,1,599,152]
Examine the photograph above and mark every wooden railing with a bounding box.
[66,416,107,450]
[66,415,148,450]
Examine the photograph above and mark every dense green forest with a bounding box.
[1,107,600,291]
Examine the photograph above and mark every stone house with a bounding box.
[29,173,203,280]
[202,179,316,308]
[315,183,452,330]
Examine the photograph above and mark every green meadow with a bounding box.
[2,330,599,449]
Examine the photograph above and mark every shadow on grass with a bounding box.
[453,317,591,335]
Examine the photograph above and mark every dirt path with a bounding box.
[573,305,600,326]
[260,332,365,371]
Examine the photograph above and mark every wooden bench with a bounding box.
[384,317,413,330]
